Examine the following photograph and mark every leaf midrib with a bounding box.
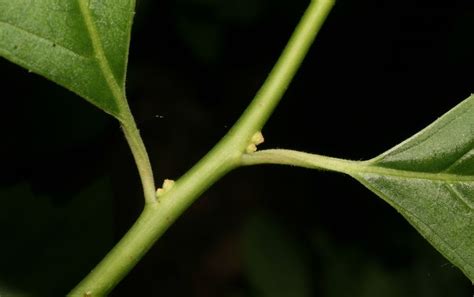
[353,163,474,183]
[77,0,126,120]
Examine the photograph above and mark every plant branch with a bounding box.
[242,149,474,182]
[228,0,334,136]
[69,0,334,295]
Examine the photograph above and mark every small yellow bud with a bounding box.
[162,179,175,191]
[156,188,165,197]
[246,143,258,154]
[156,179,175,197]
[245,131,264,154]
[251,132,264,145]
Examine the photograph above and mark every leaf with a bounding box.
[0,0,136,119]
[353,94,474,282]
[243,94,474,283]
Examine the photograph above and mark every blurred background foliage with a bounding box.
[0,0,473,296]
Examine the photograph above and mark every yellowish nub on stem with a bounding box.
[246,131,265,154]
[156,179,175,197]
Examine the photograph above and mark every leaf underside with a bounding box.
[2,0,473,286]
[354,94,474,282]
[0,0,136,119]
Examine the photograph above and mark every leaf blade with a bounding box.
[355,174,474,279]
[355,94,474,281]
[0,0,136,119]
[369,94,474,174]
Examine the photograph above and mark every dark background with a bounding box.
[0,0,473,296]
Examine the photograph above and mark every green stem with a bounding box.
[229,0,335,134]
[121,109,157,205]
[241,149,362,174]
[69,0,334,295]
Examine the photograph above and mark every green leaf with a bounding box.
[242,94,474,283]
[353,94,474,281]
[0,0,136,119]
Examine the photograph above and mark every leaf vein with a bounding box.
[0,20,90,60]
[445,183,474,210]
[443,147,474,173]
[77,0,125,120]
[355,165,474,183]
